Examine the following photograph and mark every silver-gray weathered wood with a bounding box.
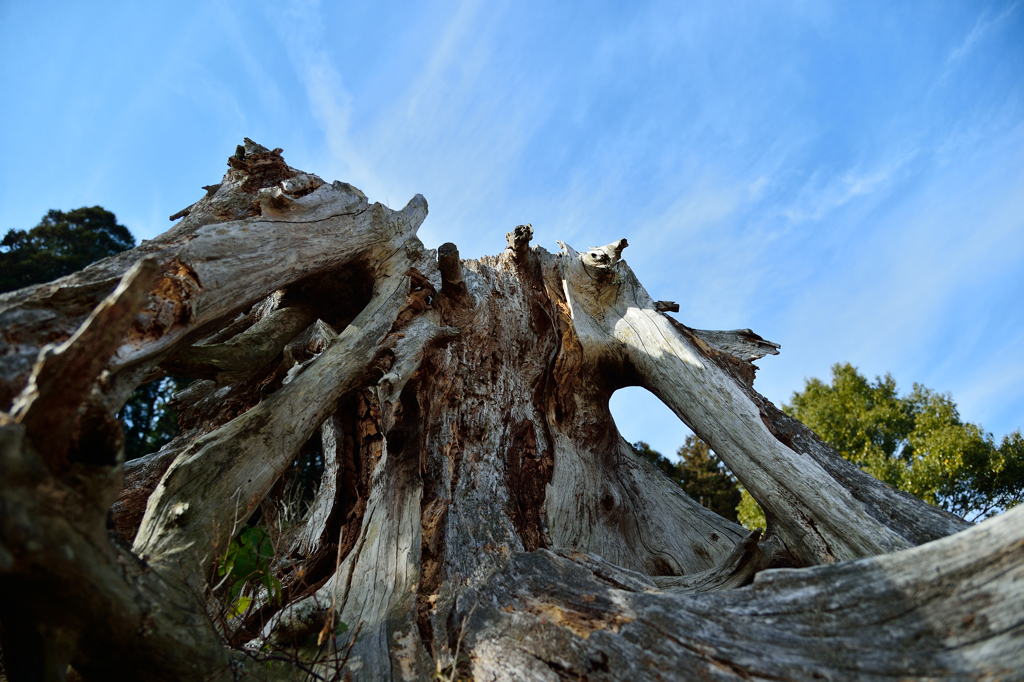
[0,141,1017,682]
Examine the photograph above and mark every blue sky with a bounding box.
[2,1,1023,457]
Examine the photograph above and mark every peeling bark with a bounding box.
[1,142,1019,682]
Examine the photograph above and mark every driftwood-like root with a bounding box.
[133,250,421,590]
[463,505,1024,681]
[0,142,1019,682]
[556,239,968,566]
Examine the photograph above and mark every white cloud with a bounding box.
[946,1,1019,67]
[755,120,1024,436]
[403,0,486,119]
[214,0,1024,449]
[268,0,381,195]
[781,149,918,226]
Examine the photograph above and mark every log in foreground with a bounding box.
[0,142,1019,681]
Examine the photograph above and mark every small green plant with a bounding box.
[217,526,282,617]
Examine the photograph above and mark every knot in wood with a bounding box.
[599,486,619,515]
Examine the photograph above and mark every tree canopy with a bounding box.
[740,363,1024,527]
[118,376,187,461]
[0,206,135,293]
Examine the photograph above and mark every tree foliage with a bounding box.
[784,363,1024,521]
[117,375,188,461]
[0,206,135,293]
[217,526,283,618]
[633,437,741,521]
[736,487,768,530]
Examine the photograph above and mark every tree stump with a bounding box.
[0,140,1019,681]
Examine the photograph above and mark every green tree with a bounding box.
[633,437,741,522]
[736,488,766,531]
[737,363,1024,527]
[0,206,135,293]
[678,436,742,522]
[632,440,682,483]
[2,207,185,460]
[118,375,188,461]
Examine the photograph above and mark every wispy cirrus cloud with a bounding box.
[780,149,919,226]
[156,0,1024,448]
[269,0,362,185]
[946,1,1019,67]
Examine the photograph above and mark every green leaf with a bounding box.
[228,579,246,604]
[781,362,1024,520]
[229,595,252,618]
[220,525,283,612]
[261,574,283,605]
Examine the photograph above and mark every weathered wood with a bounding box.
[690,328,780,363]
[292,413,342,556]
[111,444,182,545]
[260,310,461,678]
[4,259,158,473]
[555,240,968,565]
[0,263,310,679]
[462,504,1024,681]
[133,246,420,590]
[1,142,1018,682]
[259,394,432,680]
[437,242,471,306]
[0,142,426,412]
[507,223,534,262]
[161,304,316,384]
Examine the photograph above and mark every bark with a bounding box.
[0,141,1019,682]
